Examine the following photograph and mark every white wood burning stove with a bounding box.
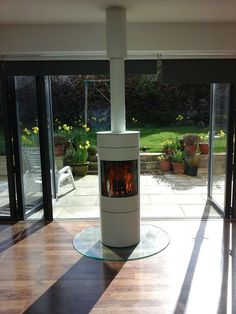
[97,7,141,247]
[97,131,140,247]
[73,6,169,259]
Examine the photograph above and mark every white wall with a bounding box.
[0,23,236,59]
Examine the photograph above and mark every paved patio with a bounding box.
[0,173,223,219]
[27,173,221,220]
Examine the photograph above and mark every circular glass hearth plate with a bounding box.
[73,224,170,261]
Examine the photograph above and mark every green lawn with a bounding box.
[0,125,226,155]
[88,125,225,152]
[137,126,207,152]
[84,125,226,153]
[136,126,225,153]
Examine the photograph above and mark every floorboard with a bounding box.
[0,219,235,314]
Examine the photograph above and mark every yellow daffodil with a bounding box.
[176,114,184,121]
[32,126,39,134]
[24,128,31,135]
[218,130,226,137]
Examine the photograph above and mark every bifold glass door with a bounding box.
[208,83,232,217]
[0,73,55,220]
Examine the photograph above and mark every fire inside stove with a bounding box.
[101,160,138,197]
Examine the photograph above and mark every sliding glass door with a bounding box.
[208,83,233,217]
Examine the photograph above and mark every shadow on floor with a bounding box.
[24,256,124,314]
[0,221,49,254]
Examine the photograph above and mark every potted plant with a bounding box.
[64,125,90,176]
[184,153,201,176]
[157,154,171,171]
[199,135,209,154]
[54,135,66,156]
[64,146,89,176]
[170,150,185,174]
[87,145,97,162]
[161,139,175,155]
[183,134,200,155]
[54,121,73,154]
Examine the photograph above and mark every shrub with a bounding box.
[183,134,201,145]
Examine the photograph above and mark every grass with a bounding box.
[0,125,226,155]
[138,126,209,152]
[90,125,225,153]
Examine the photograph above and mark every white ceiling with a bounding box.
[0,0,236,24]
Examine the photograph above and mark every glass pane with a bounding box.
[0,82,10,217]
[210,83,230,209]
[15,76,43,215]
[101,160,138,197]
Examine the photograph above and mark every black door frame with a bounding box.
[0,65,17,220]
[230,85,236,219]
[36,76,54,220]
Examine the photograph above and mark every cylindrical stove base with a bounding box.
[101,209,140,247]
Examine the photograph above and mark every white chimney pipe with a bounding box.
[106,7,127,133]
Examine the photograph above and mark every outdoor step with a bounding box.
[84,153,226,175]
[141,161,159,171]
[88,162,98,171]
[0,153,224,177]
[141,169,164,174]
[87,153,163,163]
[140,153,163,162]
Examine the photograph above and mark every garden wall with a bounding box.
[0,153,225,177]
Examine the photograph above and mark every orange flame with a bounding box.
[102,161,137,197]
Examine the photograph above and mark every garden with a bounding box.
[0,74,227,176]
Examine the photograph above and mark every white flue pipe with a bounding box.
[106,7,127,133]
[110,58,126,133]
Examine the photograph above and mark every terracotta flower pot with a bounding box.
[54,144,65,156]
[184,144,197,155]
[199,143,208,154]
[171,162,185,174]
[159,159,171,171]
[63,140,70,153]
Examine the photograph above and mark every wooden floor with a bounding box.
[0,218,235,314]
